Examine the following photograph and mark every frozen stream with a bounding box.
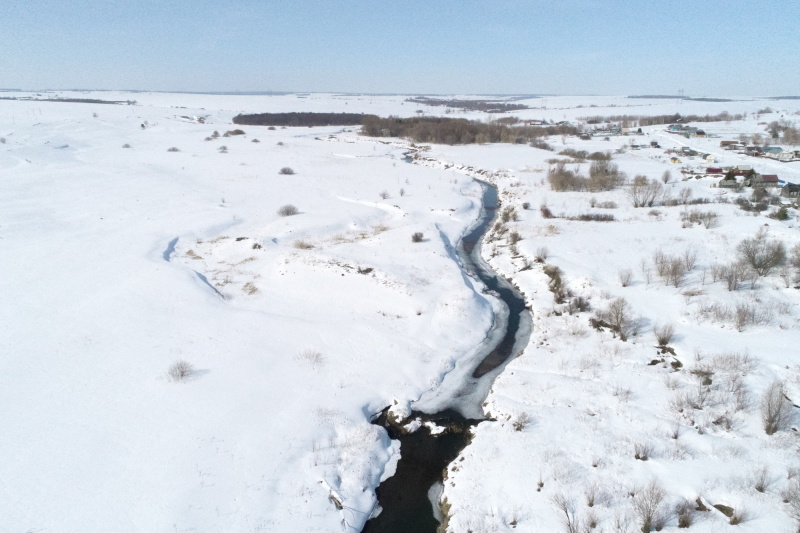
[362,180,532,532]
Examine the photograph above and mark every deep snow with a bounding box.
[2,91,800,532]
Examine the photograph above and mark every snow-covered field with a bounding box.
[2,91,799,532]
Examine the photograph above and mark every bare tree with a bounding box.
[678,187,693,205]
[761,380,793,435]
[737,229,786,277]
[633,480,668,532]
[719,260,749,291]
[599,297,637,340]
[629,175,664,208]
[618,268,633,287]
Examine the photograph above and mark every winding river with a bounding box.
[362,179,532,532]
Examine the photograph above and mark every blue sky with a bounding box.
[2,0,798,96]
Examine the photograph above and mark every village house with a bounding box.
[781,183,800,198]
[748,174,780,188]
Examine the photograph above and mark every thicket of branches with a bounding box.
[233,112,372,127]
[361,116,578,145]
[547,160,626,192]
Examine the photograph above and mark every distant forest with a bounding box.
[580,111,744,127]
[406,97,529,113]
[0,96,133,105]
[232,112,371,127]
[361,116,577,145]
[628,95,734,103]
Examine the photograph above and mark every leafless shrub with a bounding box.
[753,466,771,493]
[242,281,258,295]
[379,190,390,199]
[588,159,625,191]
[654,323,675,346]
[411,232,424,243]
[585,509,598,530]
[277,204,299,217]
[634,442,653,461]
[512,412,530,432]
[279,166,295,175]
[699,211,719,228]
[551,493,581,533]
[567,295,590,314]
[293,239,313,249]
[737,229,787,276]
[500,206,518,223]
[734,302,772,331]
[167,360,195,382]
[167,147,180,152]
[782,479,800,524]
[399,188,405,197]
[728,507,748,525]
[535,246,549,262]
[540,203,555,219]
[585,483,599,507]
[675,499,696,528]
[548,161,586,192]
[678,187,693,205]
[761,380,793,435]
[632,480,668,532]
[661,170,672,184]
[508,231,522,245]
[618,268,633,287]
[122,143,131,148]
[294,349,324,370]
[682,248,698,271]
[663,257,688,287]
[640,258,652,285]
[597,200,618,209]
[569,213,615,222]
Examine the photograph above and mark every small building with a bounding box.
[706,167,724,174]
[719,176,739,188]
[755,174,780,188]
[781,183,800,198]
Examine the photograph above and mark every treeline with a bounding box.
[0,96,132,105]
[232,112,372,127]
[406,97,529,113]
[580,111,744,127]
[361,116,577,145]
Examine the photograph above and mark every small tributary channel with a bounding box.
[362,180,532,533]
